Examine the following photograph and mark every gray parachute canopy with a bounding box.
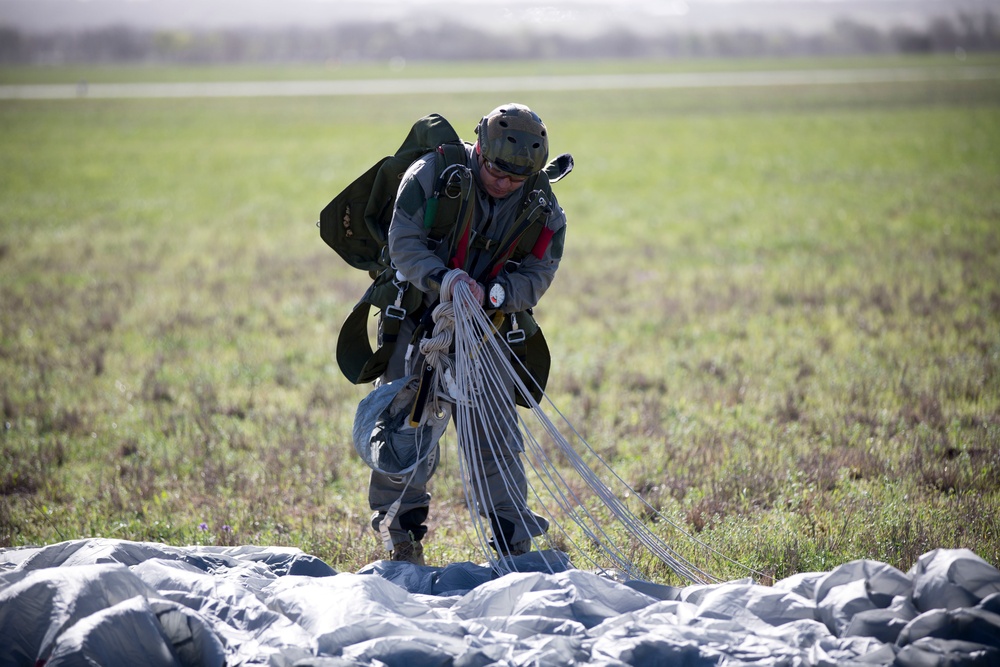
[352,375,451,477]
[2,540,1000,666]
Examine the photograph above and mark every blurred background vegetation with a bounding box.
[1,10,998,65]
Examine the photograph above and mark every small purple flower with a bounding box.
[198,522,209,532]
[222,525,232,533]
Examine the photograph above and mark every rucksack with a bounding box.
[318,113,470,279]
[319,113,573,401]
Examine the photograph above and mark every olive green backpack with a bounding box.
[318,113,468,278]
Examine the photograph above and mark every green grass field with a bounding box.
[3,53,996,84]
[2,56,999,583]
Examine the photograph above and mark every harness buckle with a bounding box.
[443,165,466,199]
[384,305,407,320]
[470,230,497,251]
[507,329,526,345]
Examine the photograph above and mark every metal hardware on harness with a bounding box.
[519,192,550,227]
[470,229,498,251]
[384,305,407,320]
[507,311,525,344]
[441,164,469,199]
[383,276,409,321]
[506,329,526,345]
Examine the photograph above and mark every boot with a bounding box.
[507,539,532,557]
[489,515,534,557]
[390,539,425,566]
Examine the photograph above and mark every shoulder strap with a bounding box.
[482,173,555,281]
[427,143,474,235]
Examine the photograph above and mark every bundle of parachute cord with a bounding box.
[410,268,755,585]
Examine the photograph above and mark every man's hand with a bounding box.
[441,268,485,304]
[455,273,484,303]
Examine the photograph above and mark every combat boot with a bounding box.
[390,539,425,566]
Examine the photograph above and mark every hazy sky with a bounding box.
[0,0,989,34]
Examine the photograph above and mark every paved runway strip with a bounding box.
[3,65,998,99]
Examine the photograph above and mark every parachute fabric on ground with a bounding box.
[428,272,733,584]
[3,539,1000,666]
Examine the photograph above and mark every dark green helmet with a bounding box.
[475,103,549,177]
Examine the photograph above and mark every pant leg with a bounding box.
[473,439,549,546]
[368,469,431,544]
[461,344,549,547]
[368,315,434,546]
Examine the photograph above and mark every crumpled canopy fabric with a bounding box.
[1,539,999,666]
[352,375,451,479]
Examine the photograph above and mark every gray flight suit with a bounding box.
[368,143,566,550]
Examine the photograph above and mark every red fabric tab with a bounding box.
[531,227,555,259]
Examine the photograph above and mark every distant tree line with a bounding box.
[1,13,997,65]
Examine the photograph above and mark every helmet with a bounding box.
[475,103,548,177]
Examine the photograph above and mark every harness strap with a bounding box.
[380,494,405,551]
[426,155,470,230]
[485,188,552,281]
[336,300,406,385]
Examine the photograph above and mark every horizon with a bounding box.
[1,0,994,35]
